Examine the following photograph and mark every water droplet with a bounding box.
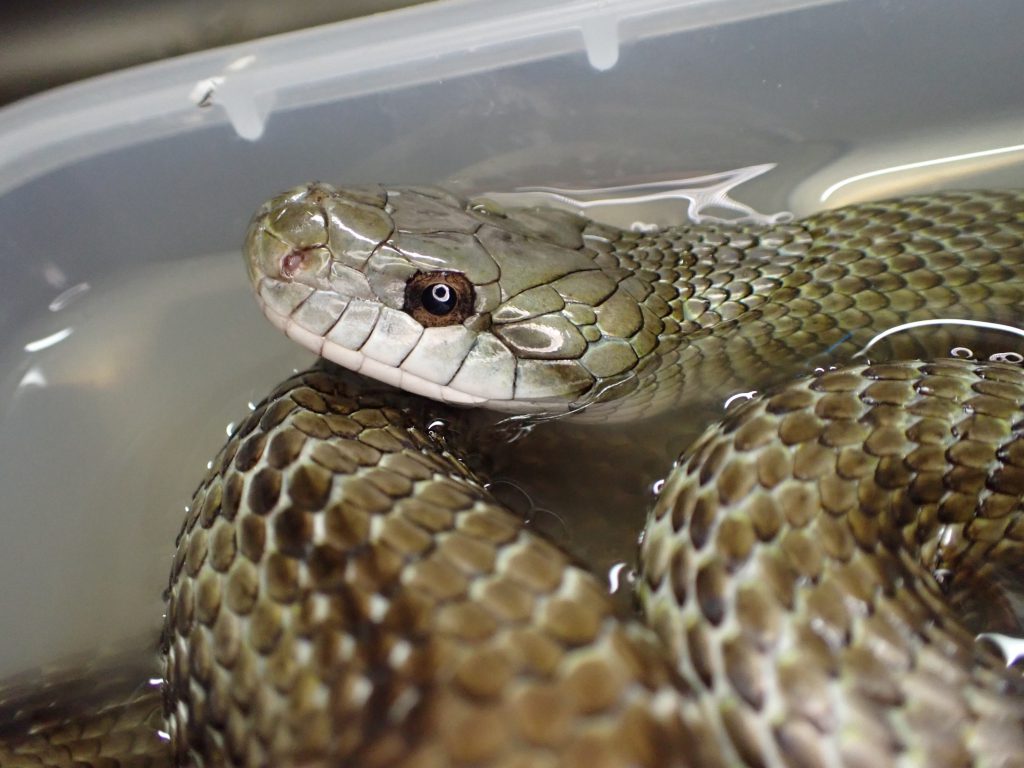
[247,401,257,411]
[723,390,757,410]
[977,632,1024,667]
[156,730,171,742]
[651,478,665,496]
[950,346,974,359]
[225,422,236,437]
[989,351,1024,364]
[629,221,660,234]
[468,202,493,214]
[607,561,635,594]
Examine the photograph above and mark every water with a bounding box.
[3,164,1024,695]
[0,252,312,678]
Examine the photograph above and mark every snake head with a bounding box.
[245,182,647,414]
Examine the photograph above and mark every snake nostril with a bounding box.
[280,250,306,278]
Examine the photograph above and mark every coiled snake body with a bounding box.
[3,188,1024,767]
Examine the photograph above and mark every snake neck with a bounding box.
[595,218,812,336]
[574,191,1024,419]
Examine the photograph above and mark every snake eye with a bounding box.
[423,283,457,315]
[404,271,474,327]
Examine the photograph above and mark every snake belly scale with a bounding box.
[2,188,1024,767]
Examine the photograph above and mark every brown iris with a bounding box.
[403,271,475,327]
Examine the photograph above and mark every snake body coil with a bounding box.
[3,189,1024,767]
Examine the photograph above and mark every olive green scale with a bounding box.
[157,358,1024,767]
[3,191,1024,768]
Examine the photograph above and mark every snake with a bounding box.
[3,185,1024,767]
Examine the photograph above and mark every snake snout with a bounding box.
[244,184,331,286]
[243,182,397,340]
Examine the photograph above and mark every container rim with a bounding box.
[0,0,838,196]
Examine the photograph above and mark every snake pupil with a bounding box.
[403,270,475,327]
[422,283,457,315]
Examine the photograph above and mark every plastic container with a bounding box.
[1,0,1023,678]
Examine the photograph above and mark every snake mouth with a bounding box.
[254,289,493,407]
[252,288,600,415]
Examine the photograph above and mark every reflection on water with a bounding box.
[606,561,635,595]
[481,162,792,230]
[978,633,1024,668]
[47,282,90,312]
[22,327,73,353]
[856,318,1024,360]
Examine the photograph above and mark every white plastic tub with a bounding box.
[1,0,1023,678]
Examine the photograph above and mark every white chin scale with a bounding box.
[259,300,492,407]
